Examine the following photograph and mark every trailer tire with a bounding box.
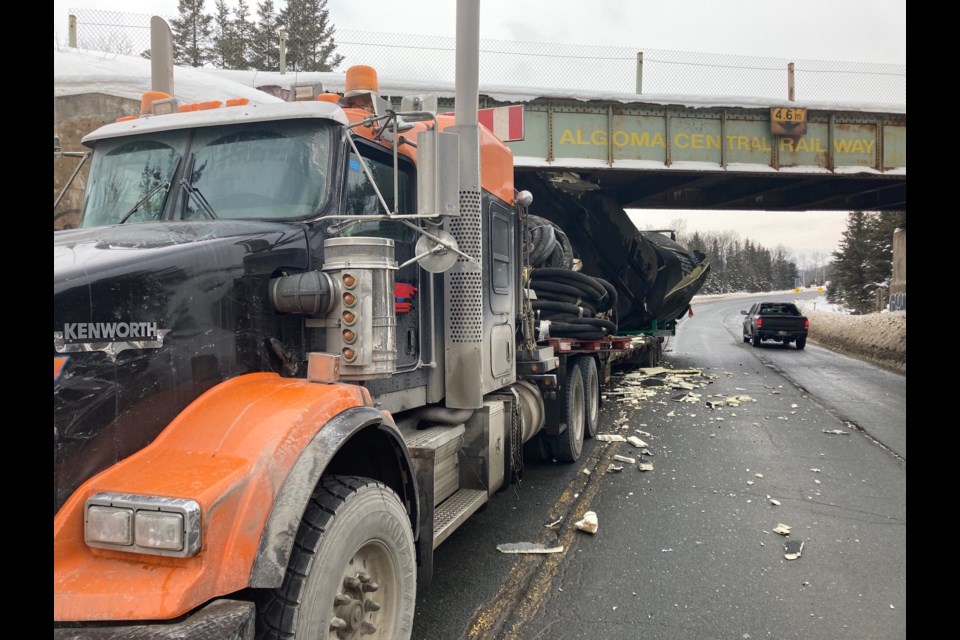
[577,357,600,439]
[257,476,415,640]
[552,364,585,462]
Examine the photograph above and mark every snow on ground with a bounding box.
[692,289,906,374]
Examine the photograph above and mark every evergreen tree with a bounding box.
[228,0,254,70]
[171,0,213,67]
[828,211,906,312]
[828,211,873,312]
[281,0,344,72]
[251,0,281,71]
[211,0,235,69]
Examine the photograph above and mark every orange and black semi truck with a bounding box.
[53,5,709,638]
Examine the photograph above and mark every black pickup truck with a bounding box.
[741,301,809,349]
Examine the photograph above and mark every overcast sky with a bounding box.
[53,0,905,257]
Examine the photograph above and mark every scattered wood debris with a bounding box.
[606,464,624,473]
[773,523,792,536]
[626,436,649,448]
[596,434,627,442]
[574,511,598,534]
[823,429,850,435]
[497,542,564,554]
[613,454,636,464]
[784,540,804,560]
[638,462,654,472]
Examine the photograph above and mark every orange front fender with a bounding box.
[54,373,372,622]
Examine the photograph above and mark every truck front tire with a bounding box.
[258,476,416,640]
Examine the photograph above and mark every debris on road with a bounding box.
[544,517,563,530]
[638,462,654,472]
[574,511,599,534]
[606,464,624,473]
[635,430,653,437]
[596,434,627,442]
[613,454,636,464]
[705,401,721,409]
[770,498,781,506]
[626,436,649,448]
[773,523,792,536]
[497,542,564,554]
[641,448,653,456]
[823,429,850,435]
[784,540,804,560]
[581,468,591,476]
[746,480,754,486]
[810,468,821,473]
[754,473,764,478]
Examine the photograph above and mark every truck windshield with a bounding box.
[79,120,334,227]
[182,121,332,220]
[79,134,186,227]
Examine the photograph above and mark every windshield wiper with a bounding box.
[118,181,171,224]
[179,179,218,219]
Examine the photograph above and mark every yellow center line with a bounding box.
[463,438,622,639]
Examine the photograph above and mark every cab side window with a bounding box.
[343,146,415,241]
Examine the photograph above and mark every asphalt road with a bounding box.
[412,293,906,640]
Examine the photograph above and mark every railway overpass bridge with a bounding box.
[475,89,906,213]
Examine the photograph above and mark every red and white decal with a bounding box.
[478,105,524,142]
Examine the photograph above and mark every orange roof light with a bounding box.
[344,65,379,97]
[116,115,138,123]
[140,91,171,115]
[226,97,250,107]
[179,102,200,112]
[316,93,340,103]
[198,100,223,111]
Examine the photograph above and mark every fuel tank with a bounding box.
[53,221,309,515]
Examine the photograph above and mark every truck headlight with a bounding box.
[84,493,201,558]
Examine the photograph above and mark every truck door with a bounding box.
[342,143,421,370]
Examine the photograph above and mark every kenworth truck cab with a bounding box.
[54,9,709,637]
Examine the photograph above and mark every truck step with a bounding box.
[433,488,487,549]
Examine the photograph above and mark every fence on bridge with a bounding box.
[61,9,905,104]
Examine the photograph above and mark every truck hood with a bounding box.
[53,221,310,515]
